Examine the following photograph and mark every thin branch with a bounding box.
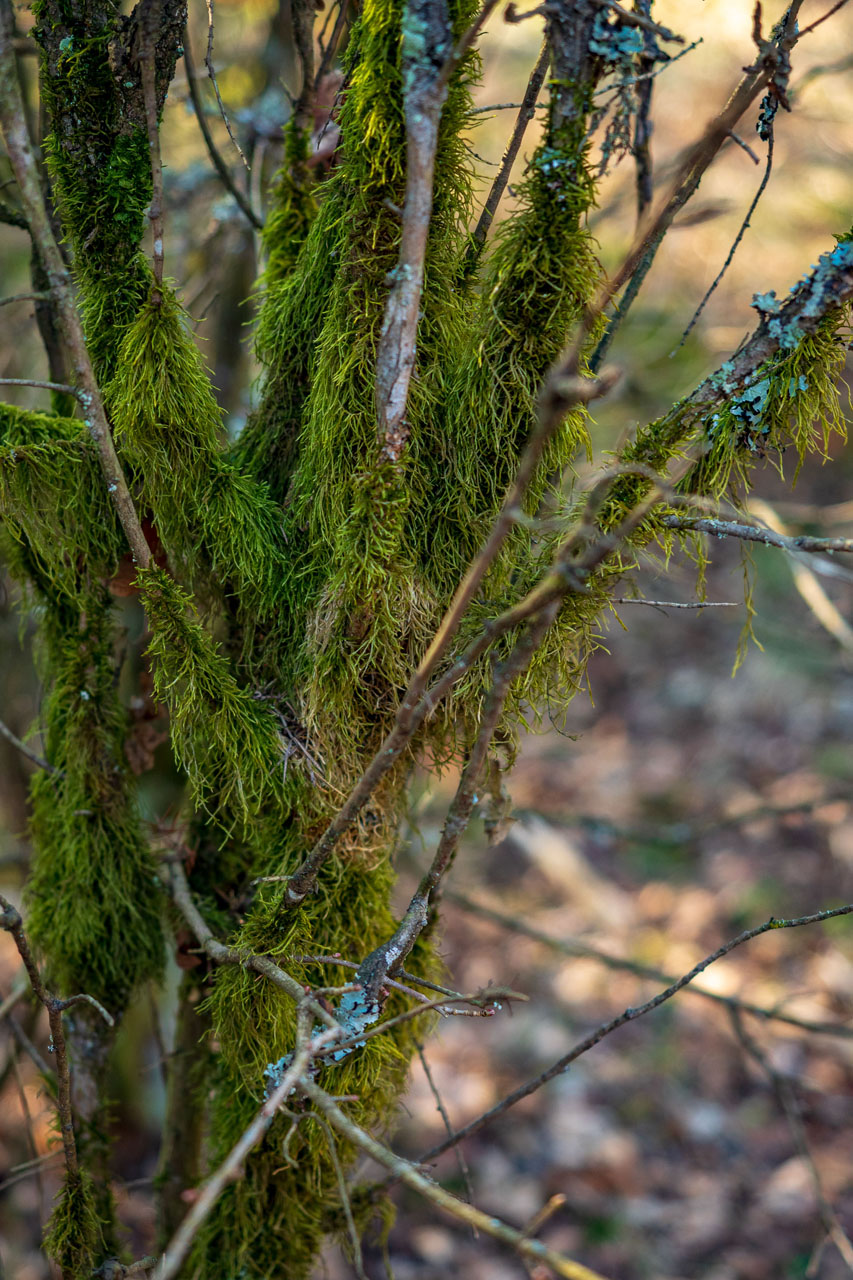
[674,133,775,352]
[0,893,79,1179]
[466,40,549,268]
[588,6,804,371]
[316,0,349,86]
[0,4,153,569]
[204,0,249,170]
[439,0,502,90]
[182,28,262,229]
[165,862,341,1032]
[0,376,77,396]
[416,1041,475,1210]
[375,0,452,461]
[305,1114,370,1280]
[416,902,853,1165]
[139,0,166,294]
[729,1007,853,1273]
[0,290,47,306]
[0,716,62,774]
[446,888,853,1039]
[661,514,853,556]
[154,1021,338,1280]
[798,0,850,37]
[612,597,739,609]
[300,1077,611,1280]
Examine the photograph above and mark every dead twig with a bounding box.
[300,1076,611,1280]
[415,902,853,1165]
[182,28,262,229]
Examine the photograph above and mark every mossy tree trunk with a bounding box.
[0,1,851,1277]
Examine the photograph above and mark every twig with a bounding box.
[0,6,153,570]
[0,716,62,774]
[590,0,683,43]
[300,1076,611,1280]
[588,6,804,371]
[416,1041,475,1212]
[316,0,349,86]
[661,514,853,556]
[729,1007,853,1273]
[0,376,77,396]
[798,0,850,37]
[0,290,47,306]
[612,597,739,609]
[139,0,166,294]
[375,0,452,461]
[204,0,249,170]
[0,893,80,1179]
[165,862,341,1032]
[182,28,262,230]
[674,133,775,352]
[440,0,502,88]
[154,1020,338,1280]
[466,41,550,267]
[446,888,853,1039]
[305,1113,370,1280]
[416,902,853,1164]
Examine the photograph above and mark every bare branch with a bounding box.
[0,290,48,307]
[182,28,263,229]
[154,1022,337,1280]
[417,902,853,1164]
[375,0,452,461]
[661,514,853,556]
[0,377,77,396]
[300,1076,612,1280]
[0,716,62,775]
[446,889,853,1039]
[204,0,249,170]
[0,893,79,1179]
[466,40,549,267]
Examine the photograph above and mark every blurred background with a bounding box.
[3,1,853,1276]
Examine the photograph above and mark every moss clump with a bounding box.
[105,289,292,649]
[34,0,183,384]
[135,564,291,825]
[43,1169,107,1279]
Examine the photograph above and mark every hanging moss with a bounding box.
[33,0,184,384]
[43,1168,106,1280]
[105,289,292,648]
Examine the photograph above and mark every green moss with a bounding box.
[135,565,291,825]
[43,1169,107,1279]
[105,289,292,645]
